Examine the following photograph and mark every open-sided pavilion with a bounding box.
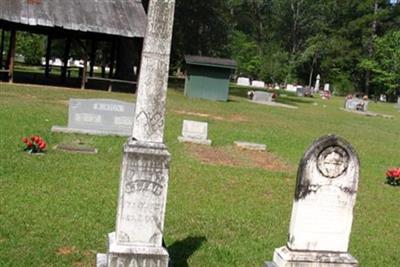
[0,0,147,91]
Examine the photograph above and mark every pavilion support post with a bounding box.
[81,55,88,90]
[45,35,52,78]
[61,37,71,82]
[89,40,97,77]
[108,40,116,79]
[7,30,16,83]
[0,29,5,69]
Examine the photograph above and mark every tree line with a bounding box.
[172,0,400,97]
[5,0,400,97]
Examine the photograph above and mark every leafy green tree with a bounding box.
[360,30,400,95]
[171,0,231,69]
[16,32,45,65]
[229,31,261,78]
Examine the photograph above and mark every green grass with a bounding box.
[0,83,399,266]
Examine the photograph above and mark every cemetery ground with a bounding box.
[1,83,399,267]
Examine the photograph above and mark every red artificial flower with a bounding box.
[22,137,29,144]
[39,143,46,150]
[26,141,33,147]
[386,168,400,178]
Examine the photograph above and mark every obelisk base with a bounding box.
[265,246,358,267]
[97,232,169,267]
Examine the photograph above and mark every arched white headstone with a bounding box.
[266,135,360,267]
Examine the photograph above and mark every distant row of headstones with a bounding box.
[51,96,397,138]
[53,99,362,266]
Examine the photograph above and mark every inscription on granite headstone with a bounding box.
[52,99,135,136]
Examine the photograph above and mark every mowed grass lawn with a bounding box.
[0,83,399,267]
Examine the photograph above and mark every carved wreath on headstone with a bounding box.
[317,146,349,178]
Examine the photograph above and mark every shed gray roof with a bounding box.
[185,55,237,69]
[0,0,147,38]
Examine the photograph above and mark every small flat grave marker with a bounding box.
[266,135,360,267]
[178,120,212,145]
[52,99,135,136]
[234,141,266,151]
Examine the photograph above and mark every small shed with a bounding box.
[184,55,236,101]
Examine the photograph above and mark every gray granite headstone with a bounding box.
[52,99,135,136]
[178,120,212,145]
[252,91,274,103]
[345,99,368,112]
[266,135,360,267]
[296,87,305,97]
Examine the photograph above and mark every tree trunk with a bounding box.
[365,0,378,95]
[308,56,317,88]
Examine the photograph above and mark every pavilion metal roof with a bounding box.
[185,55,237,69]
[0,0,147,38]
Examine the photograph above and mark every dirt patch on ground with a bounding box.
[173,109,249,123]
[187,145,294,173]
[56,246,78,256]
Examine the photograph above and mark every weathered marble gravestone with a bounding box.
[178,120,212,145]
[96,0,176,266]
[324,83,330,92]
[252,80,265,88]
[266,135,360,267]
[252,91,274,102]
[345,99,368,112]
[237,77,250,86]
[51,99,135,136]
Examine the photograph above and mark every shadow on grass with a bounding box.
[168,236,207,267]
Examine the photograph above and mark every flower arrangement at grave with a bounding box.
[22,136,47,154]
[386,168,400,186]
